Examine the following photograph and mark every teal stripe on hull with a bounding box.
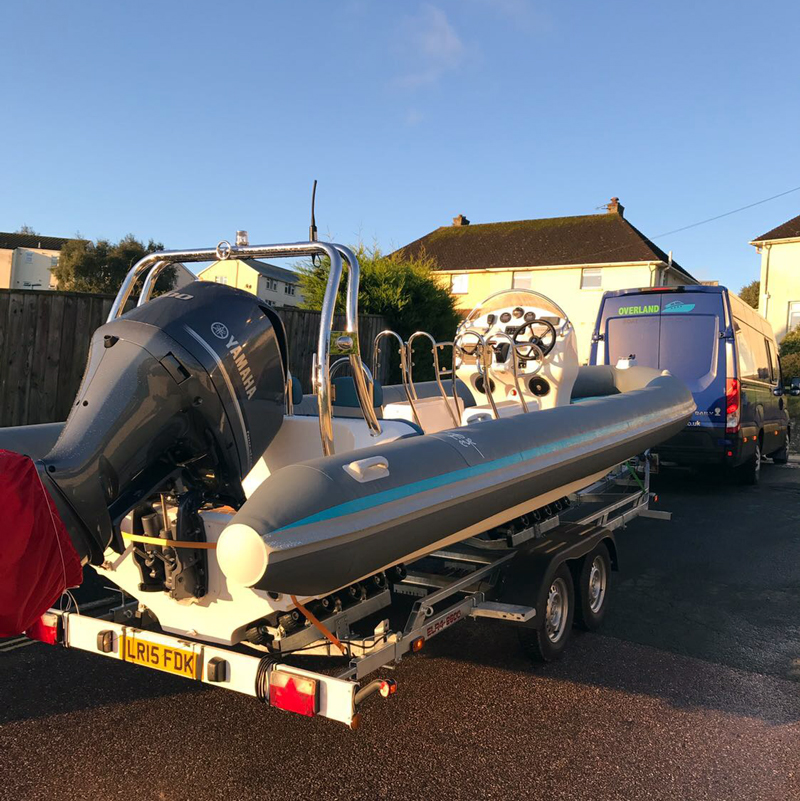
[270,406,673,535]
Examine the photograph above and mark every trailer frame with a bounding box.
[34,456,664,729]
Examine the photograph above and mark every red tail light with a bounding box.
[726,378,740,434]
[269,670,319,717]
[25,612,59,645]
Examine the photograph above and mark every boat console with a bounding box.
[454,289,579,424]
[381,289,579,432]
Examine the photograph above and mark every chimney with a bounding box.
[606,197,624,217]
[452,214,470,227]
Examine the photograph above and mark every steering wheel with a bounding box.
[512,318,557,360]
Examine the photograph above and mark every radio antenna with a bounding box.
[309,180,318,242]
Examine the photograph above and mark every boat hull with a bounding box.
[218,368,695,596]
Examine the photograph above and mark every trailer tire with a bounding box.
[771,430,790,465]
[517,563,574,663]
[574,543,610,631]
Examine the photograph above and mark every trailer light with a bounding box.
[96,630,114,653]
[411,636,425,652]
[727,450,733,457]
[379,679,397,698]
[25,612,59,645]
[269,670,319,717]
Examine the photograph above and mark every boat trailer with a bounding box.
[29,456,667,729]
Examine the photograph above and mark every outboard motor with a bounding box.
[37,281,287,567]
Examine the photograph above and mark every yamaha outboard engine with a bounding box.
[37,282,287,572]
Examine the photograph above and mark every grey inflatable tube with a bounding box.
[218,366,695,597]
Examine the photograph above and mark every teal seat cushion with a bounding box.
[291,375,303,406]
[332,376,383,408]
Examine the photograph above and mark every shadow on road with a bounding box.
[421,461,800,725]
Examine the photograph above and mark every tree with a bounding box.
[53,234,175,296]
[298,243,461,382]
[739,279,759,309]
[16,225,39,235]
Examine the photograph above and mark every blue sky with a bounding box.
[1,0,799,289]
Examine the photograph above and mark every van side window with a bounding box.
[765,338,779,384]
[736,330,757,380]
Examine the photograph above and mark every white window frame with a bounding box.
[512,272,532,290]
[284,284,296,296]
[450,274,469,295]
[214,275,228,285]
[580,267,602,289]
[265,278,278,292]
[788,301,800,334]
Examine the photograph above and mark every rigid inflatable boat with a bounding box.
[0,239,694,644]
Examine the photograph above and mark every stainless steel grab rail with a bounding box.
[136,261,198,307]
[372,330,420,427]
[406,331,460,428]
[453,329,498,420]
[109,240,377,457]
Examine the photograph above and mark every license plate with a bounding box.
[121,632,200,679]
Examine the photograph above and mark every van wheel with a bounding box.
[574,544,611,631]
[736,437,761,485]
[772,431,790,465]
[517,563,574,662]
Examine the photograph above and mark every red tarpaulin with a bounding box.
[0,450,83,636]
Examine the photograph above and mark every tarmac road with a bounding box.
[1,461,799,801]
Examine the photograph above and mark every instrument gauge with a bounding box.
[486,314,496,326]
[524,311,536,323]
[499,312,512,323]
[512,307,524,319]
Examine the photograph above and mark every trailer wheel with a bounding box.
[517,563,574,663]
[574,543,611,631]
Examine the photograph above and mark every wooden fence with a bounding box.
[0,289,387,428]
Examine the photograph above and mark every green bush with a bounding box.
[738,279,759,309]
[780,326,800,358]
[298,243,460,382]
[780,351,800,382]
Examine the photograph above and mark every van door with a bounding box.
[763,336,787,452]
[599,291,726,431]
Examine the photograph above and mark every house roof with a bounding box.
[394,212,693,279]
[0,232,76,251]
[242,259,301,285]
[752,213,800,243]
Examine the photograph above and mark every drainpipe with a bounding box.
[761,243,771,319]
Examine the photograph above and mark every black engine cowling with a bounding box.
[38,281,287,564]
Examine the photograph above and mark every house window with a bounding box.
[214,275,228,285]
[265,278,278,292]
[450,274,469,294]
[284,284,296,296]
[580,267,602,289]
[788,301,800,334]
[513,272,532,290]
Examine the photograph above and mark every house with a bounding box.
[0,231,77,290]
[750,212,800,342]
[395,199,697,362]
[197,258,303,308]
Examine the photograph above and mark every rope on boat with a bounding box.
[290,594,346,654]
[120,533,217,549]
